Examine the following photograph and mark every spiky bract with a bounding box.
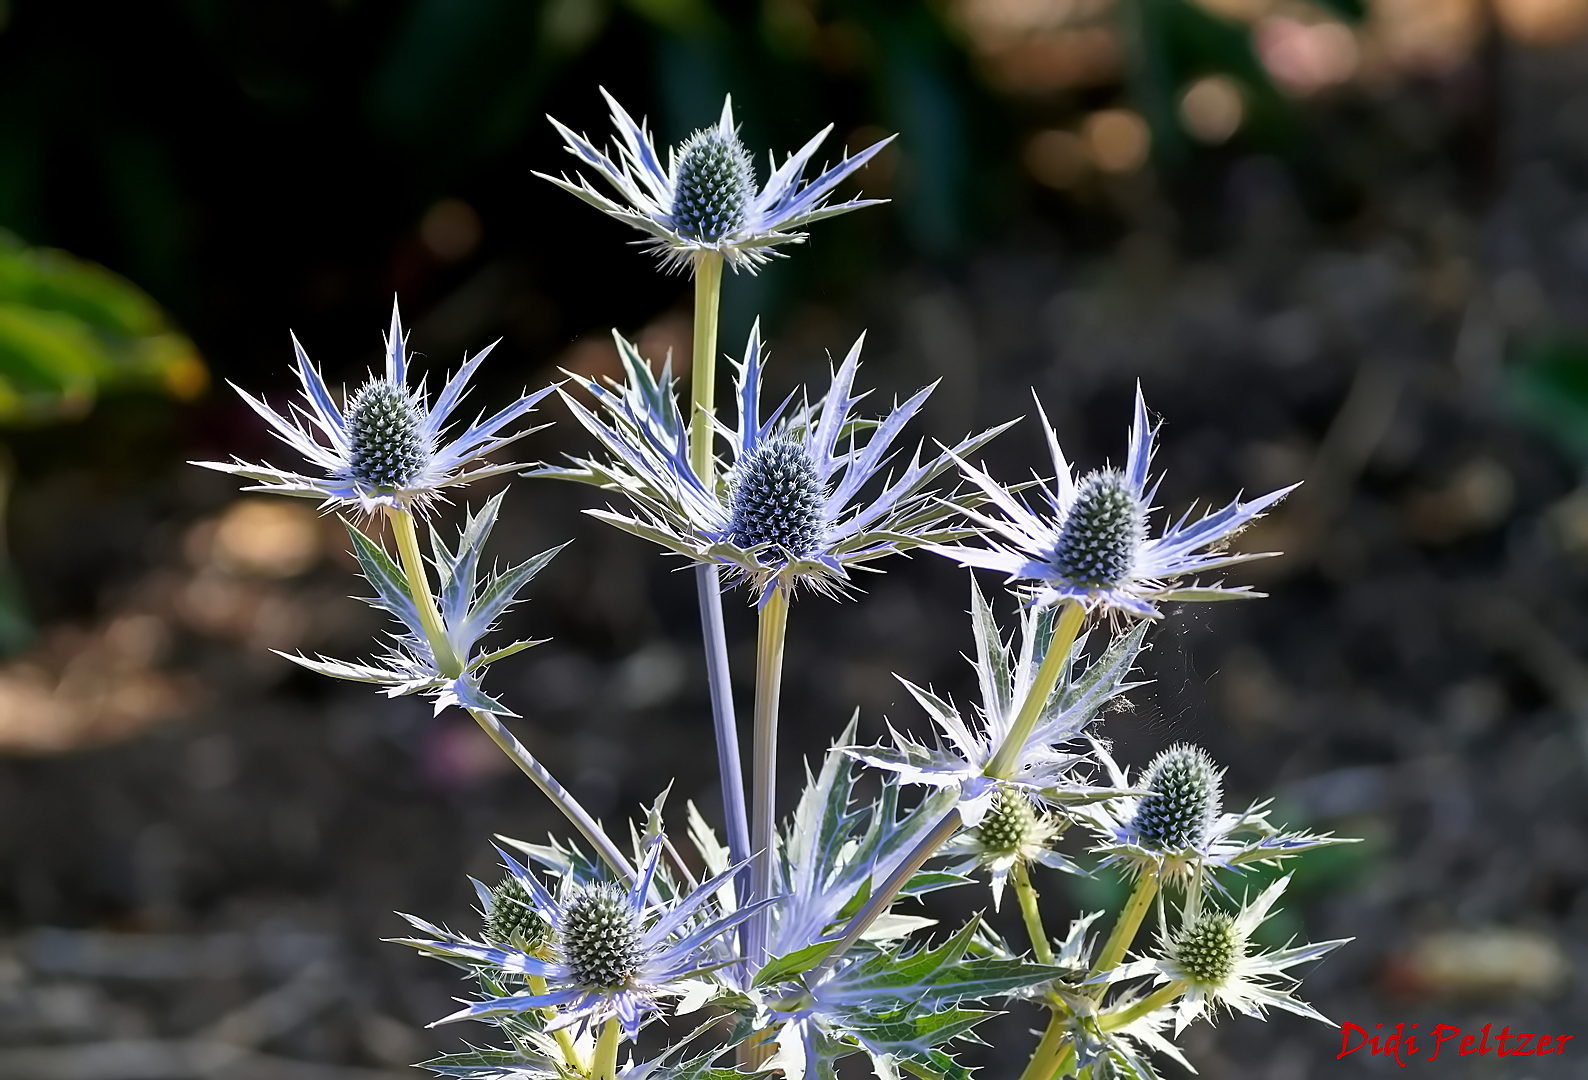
[930,386,1297,618]
[195,300,552,513]
[540,91,894,272]
[546,326,1008,606]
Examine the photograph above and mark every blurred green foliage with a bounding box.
[1509,336,1588,460]
[0,231,205,426]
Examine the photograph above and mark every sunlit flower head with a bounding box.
[938,784,1071,910]
[1079,739,1350,893]
[546,324,1006,605]
[397,838,764,1039]
[931,386,1297,618]
[195,300,552,514]
[1108,876,1350,1033]
[539,90,893,273]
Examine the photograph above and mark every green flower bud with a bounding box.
[1169,910,1242,986]
[483,876,549,950]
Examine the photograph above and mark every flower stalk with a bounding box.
[1100,979,1187,1033]
[385,505,464,678]
[1012,860,1055,966]
[1017,1017,1072,1080]
[1089,869,1161,990]
[749,585,791,965]
[985,600,1086,779]
[592,1017,620,1080]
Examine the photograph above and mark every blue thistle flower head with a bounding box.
[1131,744,1223,852]
[545,324,1011,606]
[539,90,895,273]
[195,299,553,514]
[931,386,1298,618]
[396,838,767,1039]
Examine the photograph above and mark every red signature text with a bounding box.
[1339,1023,1574,1066]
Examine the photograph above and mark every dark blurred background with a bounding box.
[2,0,1588,1076]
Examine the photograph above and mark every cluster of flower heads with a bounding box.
[195,89,1358,1080]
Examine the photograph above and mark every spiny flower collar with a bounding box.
[931,385,1297,618]
[196,300,553,513]
[1106,876,1351,1033]
[395,838,768,1039]
[547,323,1009,606]
[539,89,894,273]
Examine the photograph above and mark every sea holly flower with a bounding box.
[547,324,1008,605]
[539,90,893,273]
[397,838,767,1039]
[283,492,561,716]
[937,784,1073,910]
[1106,875,1351,1032]
[195,300,552,514]
[1080,740,1350,893]
[850,576,1146,826]
[931,386,1297,618]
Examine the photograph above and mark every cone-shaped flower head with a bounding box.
[484,875,549,951]
[1131,744,1222,852]
[195,300,552,514]
[931,386,1297,618]
[1168,910,1241,987]
[1108,876,1352,1033]
[397,839,767,1039]
[540,90,894,273]
[939,783,1070,909]
[1079,739,1352,893]
[546,325,1008,605]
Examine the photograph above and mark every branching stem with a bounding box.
[985,600,1086,779]
[1088,870,1160,992]
[385,505,463,678]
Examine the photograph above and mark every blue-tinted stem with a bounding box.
[697,563,751,873]
[467,707,636,883]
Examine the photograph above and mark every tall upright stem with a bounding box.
[697,566,750,869]
[748,586,791,965]
[685,252,750,882]
[688,252,723,484]
[385,506,463,679]
[1018,1016,1072,1080]
[985,600,1085,779]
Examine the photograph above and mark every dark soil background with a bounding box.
[1,1,1587,1078]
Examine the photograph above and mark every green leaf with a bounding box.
[754,939,836,988]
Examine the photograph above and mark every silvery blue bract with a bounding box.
[932,386,1296,617]
[540,91,893,273]
[195,301,552,513]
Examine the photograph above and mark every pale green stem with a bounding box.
[528,974,584,1071]
[592,1017,620,1080]
[385,506,463,678]
[1018,1015,1072,1080]
[467,707,635,882]
[985,600,1086,779]
[688,252,723,484]
[1088,870,1160,993]
[1012,860,1055,966]
[1100,979,1188,1033]
[748,586,791,966]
